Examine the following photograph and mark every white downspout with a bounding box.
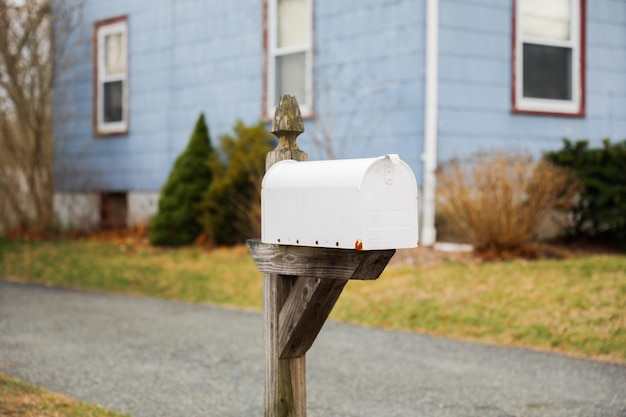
[421,0,439,246]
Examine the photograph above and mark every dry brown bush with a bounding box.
[436,152,579,255]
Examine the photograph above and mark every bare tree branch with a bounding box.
[0,0,81,231]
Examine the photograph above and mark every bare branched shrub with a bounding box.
[229,162,264,240]
[436,152,579,254]
[0,0,80,231]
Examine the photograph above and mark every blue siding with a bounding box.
[437,0,626,163]
[53,0,626,193]
[310,0,425,173]
[54,0,427,191]
[54,0,265,192]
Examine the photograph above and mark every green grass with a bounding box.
[0,372,131,417]
[1,238,625,363]
[334,257,626,362]
[0,239,263,309]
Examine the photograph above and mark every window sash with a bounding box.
[267,0,313,117]
[96,20,128,134]
[521,0,571,40]
[514,0,582,115]
[277,0,309,48]
[522,43,572,100]
[103,81,124,123]
[104,32,126,76]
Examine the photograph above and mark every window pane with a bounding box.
[104,32,126,75]
[523,43,572,100]
[278,0,308,48]
[104,81,123,122]
[276,52,306,104]
[521,0,570,40]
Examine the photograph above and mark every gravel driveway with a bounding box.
[1,280,625,417]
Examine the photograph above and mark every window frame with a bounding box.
[512,0,586,117]
[264,0,314,118]
[94,16,129,135]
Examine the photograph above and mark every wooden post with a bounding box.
[252,95,396,417]
[264,95,308,417]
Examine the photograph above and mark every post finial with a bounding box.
[266,95,307,171]
[271,95,304,136]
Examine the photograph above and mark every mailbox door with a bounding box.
[360,156,419,250]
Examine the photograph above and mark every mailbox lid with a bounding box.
[262,154,418,250]
[262,157,379,190]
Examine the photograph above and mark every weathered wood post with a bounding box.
[248,94,414,416]
[263,94,308,417]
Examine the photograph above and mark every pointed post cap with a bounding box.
[271,95,304,136]
[266,95,307,170]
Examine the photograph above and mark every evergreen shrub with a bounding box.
[546,139,626,248]
[200,120,274,245]
[149,114,214,246]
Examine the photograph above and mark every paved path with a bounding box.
[1,280,625,417]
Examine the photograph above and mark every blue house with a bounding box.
[52,0,626,245]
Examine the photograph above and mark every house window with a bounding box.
[513,0,585,116]
[95,16,128,134]
[266,0,313,117]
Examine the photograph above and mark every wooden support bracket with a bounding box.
[248,239,396,359]
[247,239,396,281]
[278,277,347,359]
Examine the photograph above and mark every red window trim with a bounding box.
[511,0,586,118]
[93,15,129,136]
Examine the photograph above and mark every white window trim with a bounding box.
[96,19,129,134]
[514,0,583,115]
[266,0,314,117]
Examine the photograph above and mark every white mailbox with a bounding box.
[262,154,418,250]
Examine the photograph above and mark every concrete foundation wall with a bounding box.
[53,191,159,230]
[53,192,100,231]
[128,192,159,227]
